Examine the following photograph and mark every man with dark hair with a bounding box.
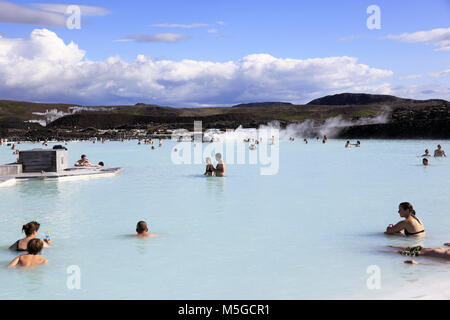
[136,221,157,238]
[7,239,48,268]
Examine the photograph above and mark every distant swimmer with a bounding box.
[136,221,157,238]
[7,239,48,268]
[204,157,216,176]
[383,243,450,265]
[422,158,429,166]
[385,202,425,237]
[421,149,431,157]
[98,162,104,167]
[434,144,447,157]
[304,138,308,144]
[353,141,361,147]
[74,154,97,167]
[345,141,351,148]
[215,153,225,177]
[9,221,51,252]
[249,144,257,150]
[322,135,328,144]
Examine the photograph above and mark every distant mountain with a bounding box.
[307,93,447,106]
[232,102,294,108]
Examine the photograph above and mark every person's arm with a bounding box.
[385,221,407,234]
[404,260,450,265]
[7,256,20,268]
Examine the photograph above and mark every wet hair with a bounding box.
[27,238,43,255]
[422,158,428,165]
[98,162,104,166]
[22,221,40,236]
[136,221,148,234]
[81,154,86,159]
[399,202,416,215]
[438,144,442,149]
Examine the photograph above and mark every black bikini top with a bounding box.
[13,240,28,252]
[405,215,425,236]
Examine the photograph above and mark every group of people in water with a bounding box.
[6,220,157,268]
[74,154,104,167]
[383,201,450,264]
[421,144,447,166]
[204,153,226,177]
[3,137,450,268]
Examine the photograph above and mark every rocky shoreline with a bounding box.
[1,94,449,140]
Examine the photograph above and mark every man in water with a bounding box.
[434,144,447,157]
[136,221,157,238]
[215,153,226,177]
[423,158,429,166]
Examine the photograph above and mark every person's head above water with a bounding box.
[398,202,416,218]
[215,153,222,161]
[437,144,442,149]
[27,238,44,255]
[136,221,148,234]
[422,158,429,166]
[22,221,40,237]
[205,157,212,164]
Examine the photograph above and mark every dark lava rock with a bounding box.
[307,93,446,106]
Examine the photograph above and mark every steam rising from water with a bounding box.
[202,112,389,142]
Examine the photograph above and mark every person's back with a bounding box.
[7,239,47,268]
[15,254,47,267]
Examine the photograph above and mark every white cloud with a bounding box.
[207,29,218,34]
[119,33,190,43]
[1,29,447,106]
[151,23,208,29]
[0,1,67,27]
[386,28,450,52]
[32,3,111,16]
[429,69,450,78]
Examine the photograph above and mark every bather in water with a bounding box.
[384,243,450,265]
[215,153,225,177]
[7,238,48,268]
[385,202,425,237]
[135,221,157,238]
[434,144,447,157]
[9,221,51,252]
[204,157,216,176]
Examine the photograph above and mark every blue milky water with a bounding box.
[0,139,449,299]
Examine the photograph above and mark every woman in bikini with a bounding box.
[9,221,50,252]
[385,202,425,237]
[204,157,216,176]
